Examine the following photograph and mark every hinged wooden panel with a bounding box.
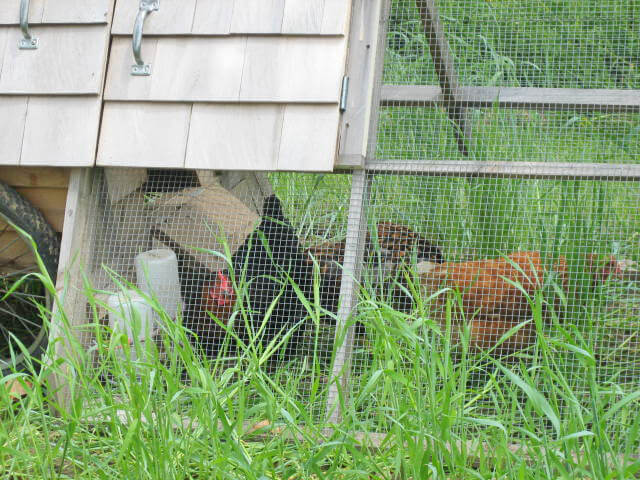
[0,0,115,166]
[111,0,349,35]
[100,0,350,171]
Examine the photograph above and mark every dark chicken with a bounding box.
[201,195,316,360]
[305,222,444,314]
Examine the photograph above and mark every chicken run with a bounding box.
[46,0,638,435]
[85,166,640,417]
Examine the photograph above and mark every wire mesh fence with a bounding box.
[350,0,640,437]
[66,0,640,442]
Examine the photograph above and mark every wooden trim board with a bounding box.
[381,85,640,112]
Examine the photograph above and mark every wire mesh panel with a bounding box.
[82,169,351,415]
[344,0,640,441]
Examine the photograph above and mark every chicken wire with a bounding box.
[82,169,351,415]
[345,0,640,437]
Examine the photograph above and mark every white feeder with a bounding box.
[135,248,181,320]
[107,290,154,342]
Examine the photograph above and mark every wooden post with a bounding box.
[326,169,371,423]
[47,168,99,415]
[336,0,389,169]
[416,0,472,155]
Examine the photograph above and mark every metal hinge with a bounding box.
[339,76,350,113]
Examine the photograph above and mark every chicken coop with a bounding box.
[1,0,639,450]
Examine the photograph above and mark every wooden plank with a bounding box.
[365,159,640,180]
[336,0,387,168]
[14,187,67,231]
[185,104,283,170]
[321,0,351,35]
[103,168,147,203]
[231,0,286,34]
[281,0,324,34]
[0,96,27,165]
[41,0,112,24]
[0,0,110,24]
[105,37,246,102]
[380,85,640,112]
[0,26,8,78]
[191,0,234,35]
[278,105,339,171]
[0,166,70,188]
[416,0,471,155]
[240,36,346,102]
[20,97,101,166]
[0,1,44,25]
[0,25,108,95]
[326,170,370,423]
[48,168,98,415]
[111,0,197,35]
[97,102,191,168]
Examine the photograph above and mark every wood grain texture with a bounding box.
[14,187,67,231]
[366,159,640,180]
[240,36,346,102]
[97,102,191,168]
[282,0,324,34]
[0,166,70,188]
[48,168,98,415]
[20,97,102,166]
[105,37,246,101]
[336,0,384,168]
[321,0,351,34]
[0,0,110,24]
[111,0,197,35]
[0,1,44,25]
[278,105,339,171]
[0,25,108,94]
[191,0,234,34]
[231,0,285,33]
[185,104,283,170]
[41,0,112,24]
[380,85,640,112]
[110,0,350,34]
[0,96,27,165]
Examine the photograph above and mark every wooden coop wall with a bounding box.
[0,1,114,167]
[98,0,353,171]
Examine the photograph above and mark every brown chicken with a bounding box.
[418,251,569,354]
[305,222,444,314]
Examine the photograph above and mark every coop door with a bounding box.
[0,0,114,166]
[97,0,353,171]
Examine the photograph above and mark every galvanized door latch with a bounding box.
[18,0,38,50]
[340,76,350,112]
[131,0,159,76]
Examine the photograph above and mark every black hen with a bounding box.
[207,194,316,360]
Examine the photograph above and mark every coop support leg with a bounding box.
[326,169,371,424]
[47,168,99,416]
[416,0,472,155]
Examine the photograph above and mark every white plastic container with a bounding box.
[135,248,181,320]
[107,290,154,341]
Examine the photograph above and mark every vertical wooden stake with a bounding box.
[416,0,472,155]
[48,168,99,416]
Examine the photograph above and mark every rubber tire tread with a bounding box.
[0,181,60,375]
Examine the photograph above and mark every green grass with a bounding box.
[1,258,640,479]
[2,1,640,477]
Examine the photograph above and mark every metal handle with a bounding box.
[131,0,159,76]
[18,0,38,50]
